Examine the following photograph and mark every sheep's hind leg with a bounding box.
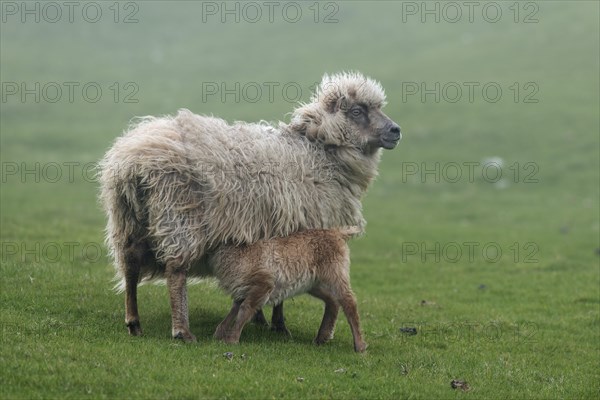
[309,287,339,345]
[166,256,196,342]
[123,240,154,336]
[270,303,291,337]
[125,272,142,336]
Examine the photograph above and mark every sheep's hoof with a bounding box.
[126,321,143,336]
[313,337,329,346]
[271,325,292,337]
[173,331,197,343]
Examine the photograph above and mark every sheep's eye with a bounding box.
[351,108,362,117]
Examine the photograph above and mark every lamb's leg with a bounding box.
[166,257,196,342]
[222,300,259,344]
[214,300,241,340]
[336,288,367,353]
[123,240,154,336]
[309,287,339,345]
[251,308,269,327]
[222,273,274,344]
[271,303,291,336]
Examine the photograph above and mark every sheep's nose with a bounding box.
[389,124,401,140]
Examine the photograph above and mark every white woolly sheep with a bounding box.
[98,72,401,341]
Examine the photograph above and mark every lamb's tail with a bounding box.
[337,226,362,241]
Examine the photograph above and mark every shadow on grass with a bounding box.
[137,308,318,346]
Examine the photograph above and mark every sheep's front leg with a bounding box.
[271,303,291,337]
[166,257,196,342]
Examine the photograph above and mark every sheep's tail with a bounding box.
[97,151,148,292]
[337,226,362,241]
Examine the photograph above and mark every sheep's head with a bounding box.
[289,72,401,153]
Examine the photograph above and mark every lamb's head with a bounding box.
[289,72,401,153]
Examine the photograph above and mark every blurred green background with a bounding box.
[1,1,599,398]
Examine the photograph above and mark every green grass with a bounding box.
[1,1,599,398]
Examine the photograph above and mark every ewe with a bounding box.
[99,72,401,341]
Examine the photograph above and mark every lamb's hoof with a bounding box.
[213,329,227,341]
[271,325,292,337]
[354,342,368,353]
[173,331,197,343]
[222,336,240,345]
[126,321,143,336]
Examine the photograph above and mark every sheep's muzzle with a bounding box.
[379,122,401,149]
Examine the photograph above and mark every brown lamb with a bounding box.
[210,227,367,352]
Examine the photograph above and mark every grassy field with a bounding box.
[1,1,599,398]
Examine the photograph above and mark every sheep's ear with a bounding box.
[323,92,344,114]
[334,95,349,113]
[305,121,320,142]
[289,115,320,142]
